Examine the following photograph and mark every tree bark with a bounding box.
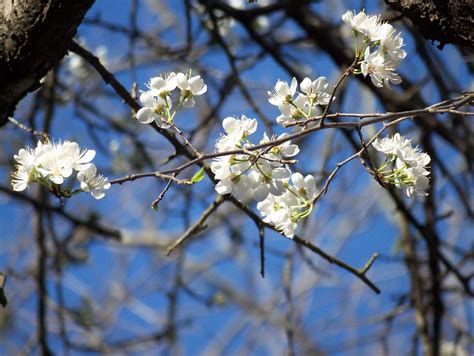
[386,0,474,50]
[0,0,95,126]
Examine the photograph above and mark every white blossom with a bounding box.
[136,90,172,128]
[77,164,111,199]
[395,145,431,172]
[215,173,257,202]
[276,94,309,127]
[212,116,301,204]
[11,139,108,200]
[176,72,207,108]
[377,24,407,62]
[271,76,331,127]
[12,141,55,190]
[257,193,298,238]
[291,172,317,201]
[12,144,46,179]
[249,165,290,201]
[147,72,177,97]
[11,166,33,192]
[36,141,76,184]
[372,133,411,155]
[260,133,300,159]
[404,173,430,198]
[361,48,402,88]
[299,77,331,105]
[342,10,406,90]
[62,141,96,171]
[211,116,258,198]
[268,77,298,112]
[341,10,381,40]
[373,134,431,197]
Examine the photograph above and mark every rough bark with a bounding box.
[386,0,474,50]
[0,0,95,126]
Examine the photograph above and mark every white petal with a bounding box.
[215,180,232,195]
[291,172,304,187]
[254,184,270,202]
[139,91,155,107]
[176,72,188,89]
[92,190,106,199]
[289,77,298,95]
[150,77,166,90]
[136,107,155,124]
[300,77,312,94]
[80,150,96,164]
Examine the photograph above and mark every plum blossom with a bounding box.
[361,48,401,88]
[372,133,411,155]
[136,90,172,128]
[257,193,298,238]
[404,172,430,198]
[276,94,309,127]
[373,134,431,197]
[176,72,207,108]
[249,163,290,202]
[77,164,111,200]
[268,77,298,113]
[341,10,381,40]
[36,141,79,184]
[377,24,407,62]
[210,115,316,238]
[215,173,257,202]
[11,139,109,200]
[147,72,177,97]
[269,77,332,127]
[299,77,331,105]
[62,141,96,171]
[211,116,258,201]
[11,167,32,192]
[136,70,208,126]
[215,116,257,151]
[212,118,302,204]
[291,172,317,201]
[12,142,51,191]
[256,173,317,238]
[342,10,406,90]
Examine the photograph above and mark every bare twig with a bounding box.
[166,195,225,255]
[8,117,49,139]
[0,273,7,308]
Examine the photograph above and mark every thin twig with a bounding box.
[0,273,7,308]
[151,175,176,210]
[8,117,49,139]
[259,224,265,278]
[166,195,225,255]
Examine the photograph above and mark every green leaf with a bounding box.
[190,167,205,184]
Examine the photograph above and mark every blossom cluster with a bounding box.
[268,76,331,127]
[210,116,316,238]
[11,140,110,199]
[10,10,426,241]
[373,133,430,197]
[136,71,207,128]
[342,10,406,88]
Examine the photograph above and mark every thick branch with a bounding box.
[0,0,95,125]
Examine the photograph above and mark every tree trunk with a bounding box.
[0,0,95,126]
[386,0,474,50]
